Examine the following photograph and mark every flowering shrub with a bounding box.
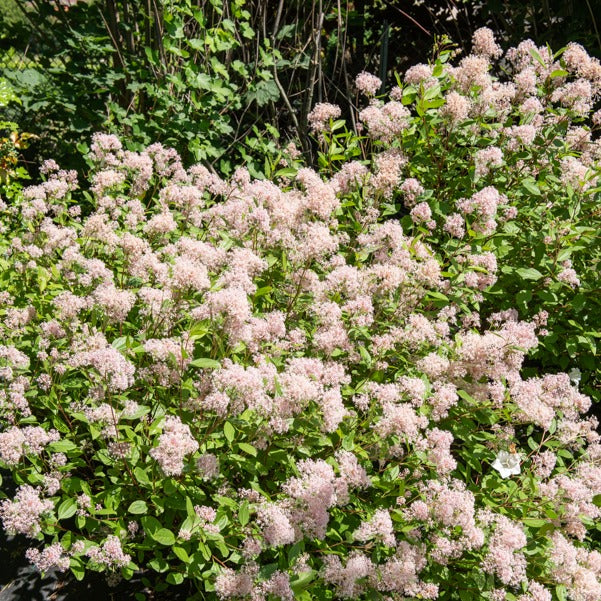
[1,30,601,601]
[312,32,601,408]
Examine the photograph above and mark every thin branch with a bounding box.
[385,1,432,37]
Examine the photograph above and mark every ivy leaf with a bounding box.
[247,80,280,107]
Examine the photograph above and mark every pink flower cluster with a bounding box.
[308,103,342,133]
[25,543,70,573]
[86,535,131,569]
[0,425,59,465]
[0,485,53,537]
[149,415,199,476]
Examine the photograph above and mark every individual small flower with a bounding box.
[492,450,521,478]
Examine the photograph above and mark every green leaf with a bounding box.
[154,528,176,546]
[47,440,78,453]
[70,556,85,581]
[185,496,196,518]
[149,556,169,572]
[529,47,547,67]
[358,346,372,367]
[111,336,129,351]
[190,358,221,369]
[173,546,190,563]
[128,500,148,515]
[166,572,184,585]
[516,267,544,281]
[134,467,150,486]
[237,442,257,456]
[198,541,211,561]
[239,501,250,526]
[224,421,235,443]
[521,178,541,196]
[523,518,547,527]
[290,570,316,593]
[58,498,78,520]
[247,79,280,107]
[141,515,162,536]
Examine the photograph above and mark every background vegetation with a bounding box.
[1,0,601,175]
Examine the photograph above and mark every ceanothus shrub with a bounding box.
[1,31,601,601]
[310,28,601,409]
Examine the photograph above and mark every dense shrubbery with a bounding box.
[314,30,601,408]
[1,0,286,174]
[1,27,601,601]
[7,0,599,177]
